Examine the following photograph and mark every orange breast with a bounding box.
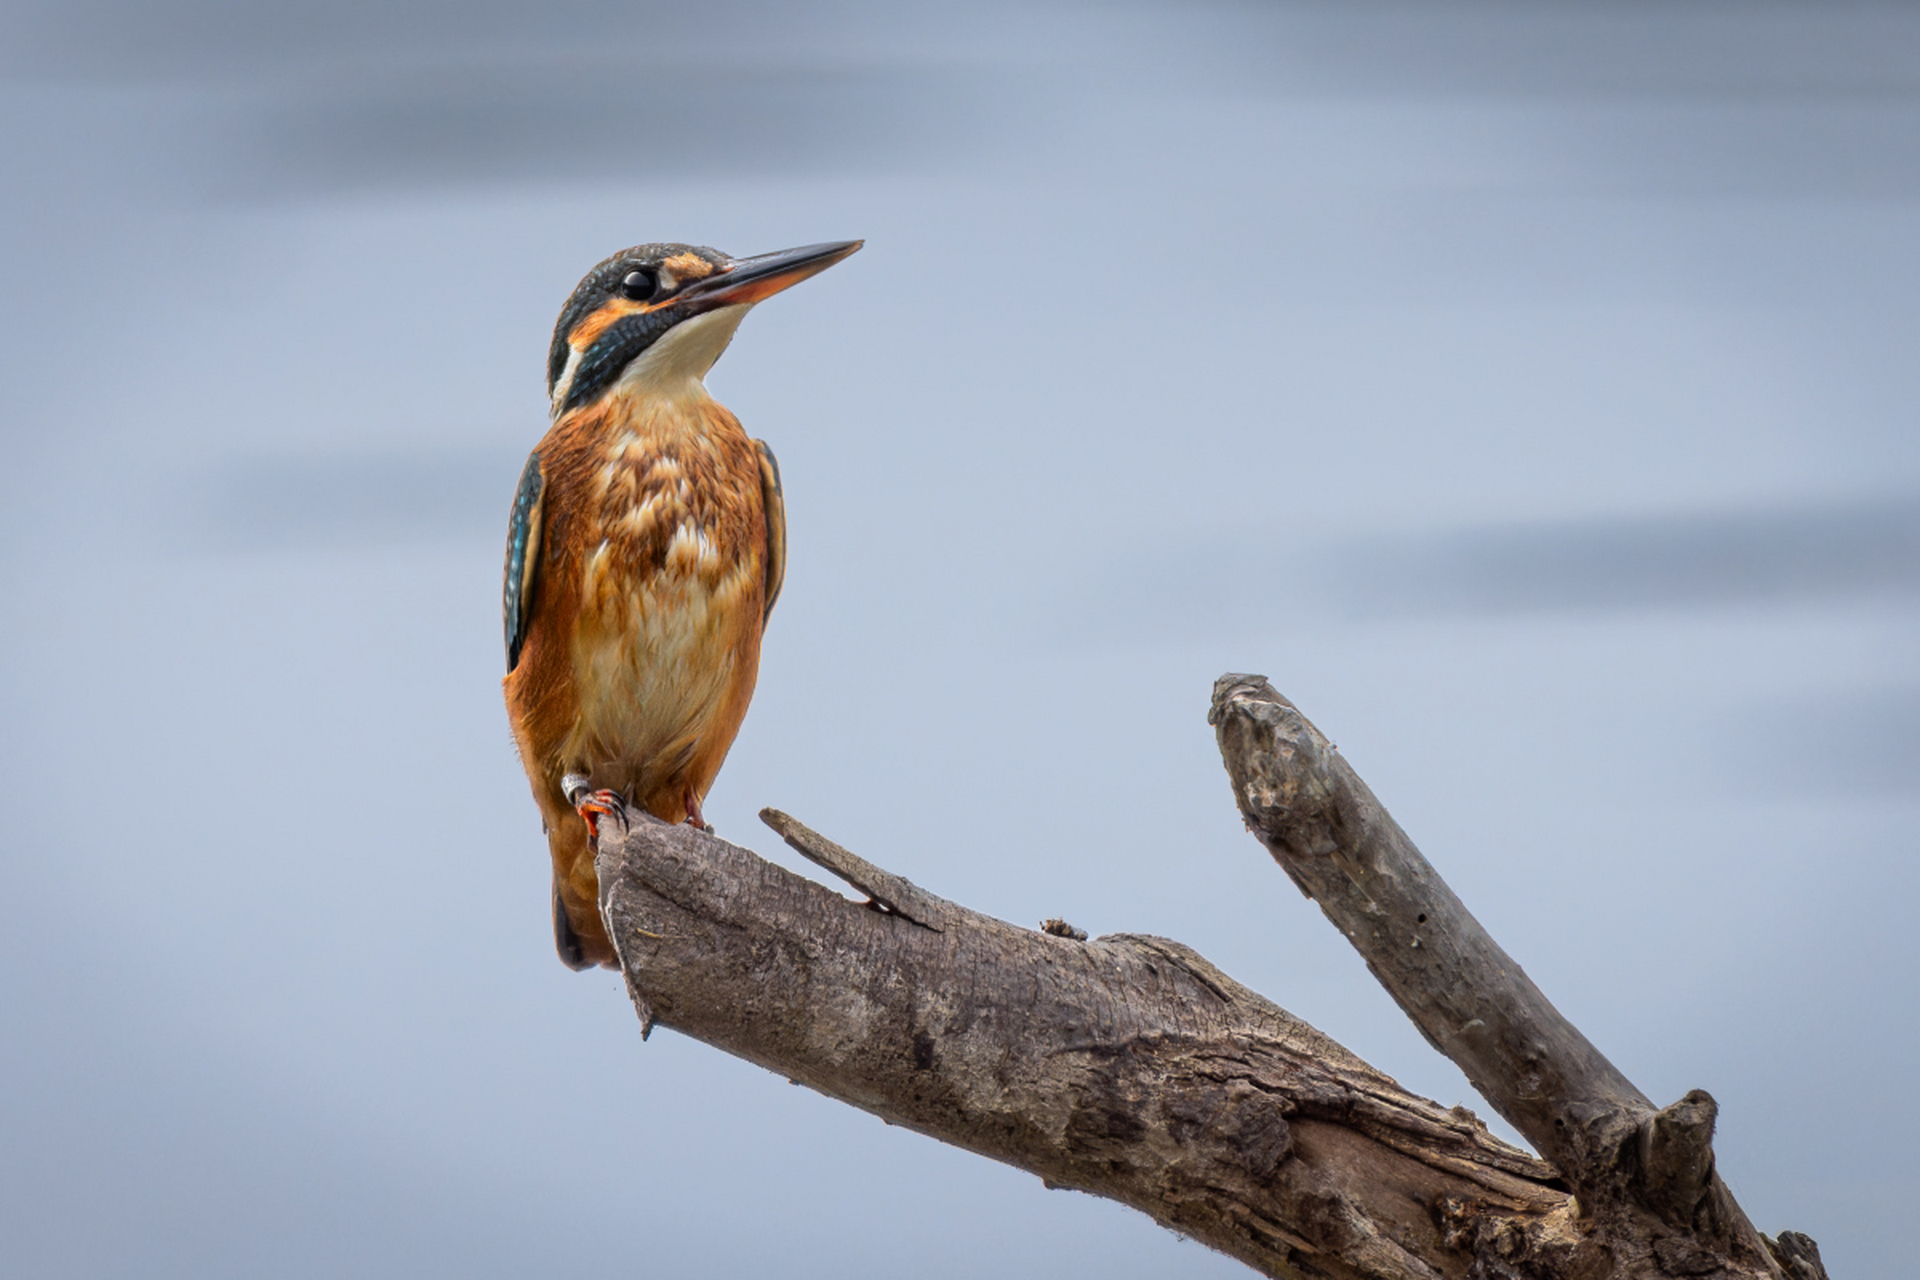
[503,392,772,964]
[562,394,766,794]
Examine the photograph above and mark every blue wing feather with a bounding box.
[756,440,786,621]
[503,450,545,672]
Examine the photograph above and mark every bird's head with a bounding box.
[547,239,862,416]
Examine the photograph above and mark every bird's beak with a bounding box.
[680,240,863,310]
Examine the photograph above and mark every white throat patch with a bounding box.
[548,303,754,417]
[616,305,752,402]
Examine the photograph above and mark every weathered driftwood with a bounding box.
[597,812,1569,1278]
[587,678,1830,1279]
[1210,675,1815,1280]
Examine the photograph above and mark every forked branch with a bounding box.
[586,678,1829,1279]
[1209,675,1820,1279]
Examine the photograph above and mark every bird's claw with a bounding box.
[563,773,629,850]
[682,789,712,833]
[577,792,629,850]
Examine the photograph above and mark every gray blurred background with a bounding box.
[2,1,1914,1275]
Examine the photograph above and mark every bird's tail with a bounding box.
[553,876,599,970]
[550,818,619,970]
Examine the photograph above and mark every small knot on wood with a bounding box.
[1208,675,1339,842]
[1637,1089,1719,1230]
[1767,1230,1831,1280]
[1208,673,1274,725]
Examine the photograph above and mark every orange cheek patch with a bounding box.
[569,298,645,350]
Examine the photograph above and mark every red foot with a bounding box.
[577,791,629,849]
[563,774,629,850]
[683,789,711,833]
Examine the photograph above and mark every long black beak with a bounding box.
[680,240,863,309]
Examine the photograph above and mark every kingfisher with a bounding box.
[503,238,862,970]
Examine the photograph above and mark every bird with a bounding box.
[502,238,862,970]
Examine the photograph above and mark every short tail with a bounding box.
[552,874,619,970]
[553,877,594,970]
[546,791,621,971]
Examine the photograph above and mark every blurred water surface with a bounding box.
[2,3,1914,1276]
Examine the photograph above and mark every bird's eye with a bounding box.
[620,269,659,301]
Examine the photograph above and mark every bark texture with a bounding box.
[1208,675,1824,1280]
[584,678,1831,1279]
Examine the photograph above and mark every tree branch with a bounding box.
[1208,673,1644,1182]
[586,678,1831,1279]
[1208,674,1823,1279]
[596,814,1569,1278]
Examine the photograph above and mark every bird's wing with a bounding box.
[503,449,546,672]
[755,439,787,621]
